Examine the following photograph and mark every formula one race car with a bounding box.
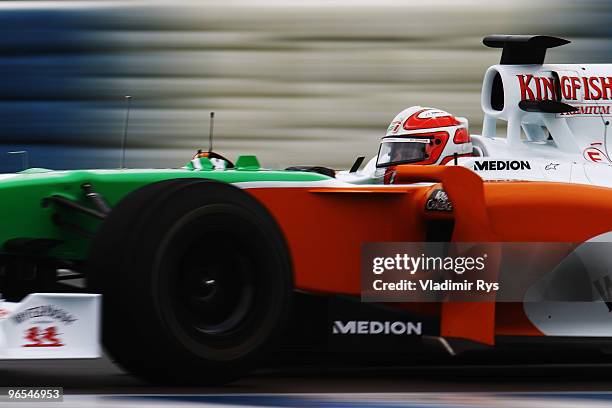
[2,35,612,385]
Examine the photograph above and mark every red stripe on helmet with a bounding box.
[403,109,461,131]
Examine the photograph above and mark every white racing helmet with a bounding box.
[377,106,472,177]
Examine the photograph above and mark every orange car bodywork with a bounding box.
[246,165,612,346]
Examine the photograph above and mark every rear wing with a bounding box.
[483,35,570,65]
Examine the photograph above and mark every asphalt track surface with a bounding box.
[4,354,612,407]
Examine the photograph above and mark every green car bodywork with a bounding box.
[0,156,327,261]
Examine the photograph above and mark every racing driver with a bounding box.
[376,106,473,183]
[337,106,474,184]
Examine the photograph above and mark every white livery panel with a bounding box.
[0,293,101,359]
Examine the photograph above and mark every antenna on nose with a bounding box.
[208,111,215,153]
[7,150,28,171]
[121,95,132,169]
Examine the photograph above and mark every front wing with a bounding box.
[0,293,100,359]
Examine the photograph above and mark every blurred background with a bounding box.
[0,0,610,172]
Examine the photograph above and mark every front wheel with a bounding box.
[88,179,293,385]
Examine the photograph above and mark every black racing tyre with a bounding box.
[87,179,293,385]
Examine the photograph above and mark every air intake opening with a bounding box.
[491,72,504,111]
[426,220,454,242]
